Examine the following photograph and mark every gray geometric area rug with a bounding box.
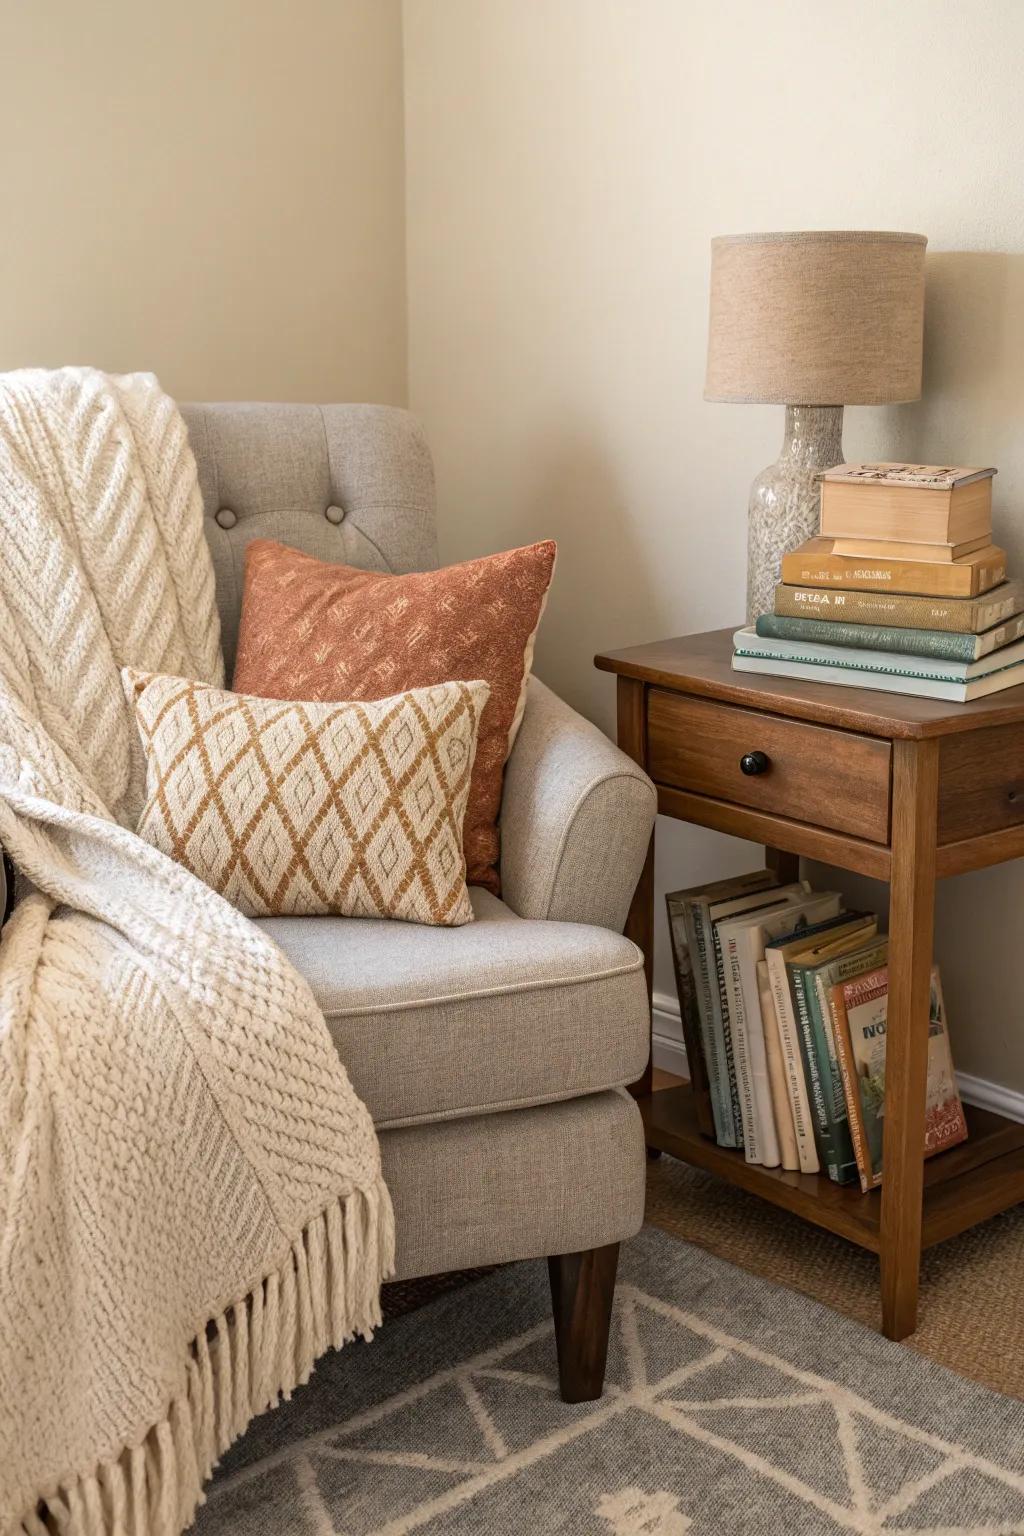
[195,1226,1024,1535]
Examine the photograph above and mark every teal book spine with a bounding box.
[806,974,859,1186]
[788,963,835,1173]
[756,613,979,663]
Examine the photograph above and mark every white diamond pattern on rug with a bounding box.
[200,1284,1024,1535]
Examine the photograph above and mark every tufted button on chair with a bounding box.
[180,402,655,1402]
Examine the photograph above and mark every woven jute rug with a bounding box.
[195,1226,1024,1535]
[645,1154,1024,1400]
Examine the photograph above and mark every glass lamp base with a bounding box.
[746,404,845,625]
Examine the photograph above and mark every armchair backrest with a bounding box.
[181,403,439,675]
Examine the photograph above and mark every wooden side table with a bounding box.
[596,626,1024,1341]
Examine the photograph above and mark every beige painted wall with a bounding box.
[0,0,407,404]
[403,0,1024,1089]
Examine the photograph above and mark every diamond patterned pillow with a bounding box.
[123,670,490,925]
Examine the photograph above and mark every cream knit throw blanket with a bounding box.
[0,370,394,1536]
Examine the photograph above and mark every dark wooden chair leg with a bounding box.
[547,1242,619,1403]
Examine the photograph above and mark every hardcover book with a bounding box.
[820,534,990,564]
[831,965,968,1192]
[781,538,1006,599]
[772,579,1024,634]
[764,912,878,1176]
[716,891,841,1167]
[789,937,889,1184]
[822,463,996,489]
[819,463,996,546]
[737,627,1024,682]
[755,612,1024,664]
[732,641,1024,704]
[756,960,799,1172]
[664,891,713,1138]
[669,871,781,1146]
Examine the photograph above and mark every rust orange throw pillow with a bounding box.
[233,538,556,892]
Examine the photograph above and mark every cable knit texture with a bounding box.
[0,369,394,1536]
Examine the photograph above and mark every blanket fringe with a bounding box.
[20,1177,395,1536]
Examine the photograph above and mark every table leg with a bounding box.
[879,737,939,1341]
[766,846,800,885]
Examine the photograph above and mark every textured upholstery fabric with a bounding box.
[233,538,556,893]
[173,400,651,1288]
[258,888,648,1127]
[381,1091,645,1280]
[181,404,439,673]
[127,671,487,923]
[500,677,657,929]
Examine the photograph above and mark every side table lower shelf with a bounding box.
[643,1084,1024,1256]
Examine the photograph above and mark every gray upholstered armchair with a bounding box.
[12,402,656,1402]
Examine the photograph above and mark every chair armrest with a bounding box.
[499,677,656,928]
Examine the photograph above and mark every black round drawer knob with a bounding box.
[739,750,770,777]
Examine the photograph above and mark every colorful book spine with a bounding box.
[766,952,820,1174]
[757,960,799,1171]
[665,894,714,1139]
[772,580,1024,634]
[755,612,1024,664]
[731,648,1024,703]
[833,966,968,1191]
[711,924,745,1147]
[830,979,882,1193]
[780,543,1006,598]
[686,901,738,1146]
[808,971,859,1187]
[735,627,1024,682]
[725,936,762,1163]
[787,962,838,1176]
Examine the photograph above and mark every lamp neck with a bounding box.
[780,404,845,470]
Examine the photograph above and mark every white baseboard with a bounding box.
[954,1070,1024,1122]
[652,991,689,1077]
[650,990,1024,1123]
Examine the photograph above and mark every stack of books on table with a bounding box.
[733,462,1024,702]
[666,871,968,1190]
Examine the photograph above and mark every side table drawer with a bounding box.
[647,689,892,843]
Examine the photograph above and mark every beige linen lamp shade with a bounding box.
[705,230,927,405]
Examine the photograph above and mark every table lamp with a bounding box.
[704,230,927,622]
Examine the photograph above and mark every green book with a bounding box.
[814,940,890,1183]
[756,611,1024,664]
[669,872,780,1147]
[789,938,888,1183]
[787,961,838,1175]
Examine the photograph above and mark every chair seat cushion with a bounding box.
[257,890,648,1129]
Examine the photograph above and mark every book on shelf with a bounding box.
[816,533,990,564]
[664,888,710,1132]
[666,871,780,1147]
[819,462,995,546]
[781,539,1006,599]
[830,965,968,1192]
[732,628,1024,702]
[756,959,799,1172]
[789,936,889,1184]
[709,882,812,1153]
[772,579,1024,634]
[764,912,878,1176]
[756,611,1024,664]
[716,890,842,1167]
